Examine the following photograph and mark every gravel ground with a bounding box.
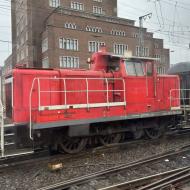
[0,134,190,190]
[180,182,190,190]
[76,151,190,190]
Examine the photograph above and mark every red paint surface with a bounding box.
[11,52,180,125]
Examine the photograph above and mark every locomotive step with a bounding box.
[4,133,15,137]
[5,142,15,146]
[4,124,15,128]
[0,149,34,158]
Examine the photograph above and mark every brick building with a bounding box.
[11,0,169,74]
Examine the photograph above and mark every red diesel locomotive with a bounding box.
[3,51,182,155]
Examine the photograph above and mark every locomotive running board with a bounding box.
[33,110,182,130]
[39,102,126,111]
[171,106,181,110]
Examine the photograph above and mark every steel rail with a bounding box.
[137,167,190,190]
[139,171,190,190]
[98,166,190,190]
[38,144,190,190]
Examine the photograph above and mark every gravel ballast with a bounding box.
[0,134,190,190]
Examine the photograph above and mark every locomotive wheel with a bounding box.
[133,129,144,140]
[99,133,121,145]
[59,136,87,154]
[132,122,144,140]
[144,123,164,139]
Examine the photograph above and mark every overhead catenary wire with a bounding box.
[0,1,187,41]
[0,0,189,56]
[154,0,162,29]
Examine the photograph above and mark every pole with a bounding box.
[139,13,152,57]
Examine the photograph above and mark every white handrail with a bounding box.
[29,77,127,139]
[0,98,4,157]
[85,78,89,110]
[122,79,127,109]
[105,78,109,109]
[170,89,190,110]
[29,78,38,140]
[63,79,67,106]
[37,78,41,111]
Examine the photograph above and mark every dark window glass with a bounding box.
[125,62,136,76]
[135,62,144,76]
[125,61,145,76]
[146,62,153,76]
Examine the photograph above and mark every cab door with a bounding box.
[124,60,149,113]
[156,76,165,110]
[145,61,157,111]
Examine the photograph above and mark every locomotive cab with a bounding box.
[90,51,156,79]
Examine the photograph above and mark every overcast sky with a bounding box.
[0,0,190,66]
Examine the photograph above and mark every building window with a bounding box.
[20,35,25,46]
[25,31,28,42]
[42,57,49,68]
[60,56,80,68]
[136,46,140,56]
[20,16,24,33]
[136,46,149,57]
[64,23,77,30]
[71,2,84,11]
[93,6,103,14]
[93,0,102,2]
[86,26,103,33]
[154,43,159,49]
[133,33,139,38]
[20,49,25,60]
[59,38,78,51]
[154,54,161,62]
[114,44,128,55]
[49,0,60,7]
[157,66,166,74]
[144,47,149,57]
[88,41,105,52]
[17,53,20,62]
[111,30,126,36]
[42,38,48,53]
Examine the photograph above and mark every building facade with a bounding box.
[11,0,117,67]
[11,0,169,73]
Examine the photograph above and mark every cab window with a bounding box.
[125,61,145,76]
[125,62,136,76]
[135,62,144,76]
[105,55,120,72]
[146,62,153,76]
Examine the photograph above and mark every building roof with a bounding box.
[168,62,190,74]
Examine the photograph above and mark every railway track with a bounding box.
[99,167,190,190]
[1,131,190,190]
[38,142,190,190]
[0,130,189,170]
